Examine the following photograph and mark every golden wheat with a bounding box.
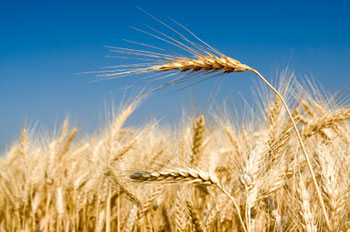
[2,10,350,232]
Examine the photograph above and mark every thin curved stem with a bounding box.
[248,68,331,230]
[217,183,247,232]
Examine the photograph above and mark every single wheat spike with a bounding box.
[302,109,350,139]
[191,114,205,166]
[186,201,206,232]
[136,185,163,230]
[315,144,345,230]
[19,128,27,156]
[130,168,247,232]
[130,169,218,185]
[174,189,188,232]
[151,55,250,73]
[298,174,317,232]
[205,194,227,230]
[58,127,78,160]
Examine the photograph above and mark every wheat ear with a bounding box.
[136,185,163,230]
[130,168,247,232]
[191,114,205,166]
[186,201,206,232]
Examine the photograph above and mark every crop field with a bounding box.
[1,10,350,232]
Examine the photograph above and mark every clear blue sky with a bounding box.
[1,0,350,152]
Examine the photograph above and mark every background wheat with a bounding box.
[1,73,350,231]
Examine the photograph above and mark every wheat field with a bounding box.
[1,12,350,232]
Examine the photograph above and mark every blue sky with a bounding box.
[1,0,350,152]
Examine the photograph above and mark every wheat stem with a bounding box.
[247,68,330,229]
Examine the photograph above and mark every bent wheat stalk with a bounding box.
[247,69,330,229]
[130,169,247,232]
